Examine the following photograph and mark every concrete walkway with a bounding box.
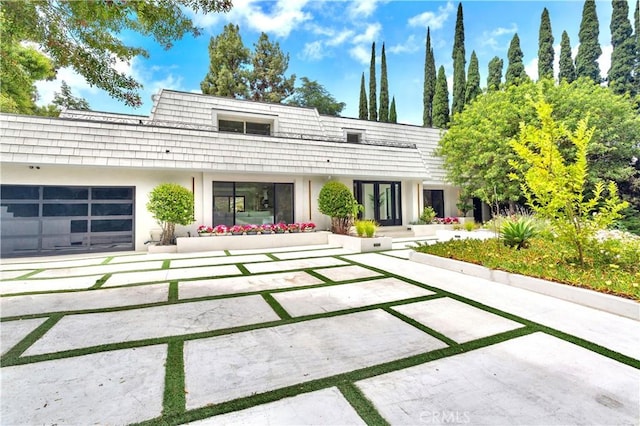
[1,242,638,425]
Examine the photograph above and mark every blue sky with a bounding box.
[36,0,634,126]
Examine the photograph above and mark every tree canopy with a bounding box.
[465,51,481,104]
[369,42,377,121]
[608,0,635,96]
[379,43,389,122]
[1,0,232,108]
[505,33,528,85]
[249,33,295,103]
[200,23,250,98]
[423,28,436,127]
[537,8,554,80]
[575,0,602,83]
[432,65,449,129]
[438,78,640,207]
[451,2,466,115]
[559,31,576,83]
[52,81,90,111]
[487,56,503,91]
[286,77,345,116]
[359,72,368,120]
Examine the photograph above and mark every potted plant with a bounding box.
[213,224,228,235]
[146,183,194,246]
[197,225,213,236]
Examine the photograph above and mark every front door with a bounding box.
[354,181,402,226]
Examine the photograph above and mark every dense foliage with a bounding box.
[465,51,481,104]
[487,56,503,91]
[575,0,602,83]
[286,77,345,116]
[414,236,640,300]
[558,31,576,83]
[369,42,377,122]
[432,66,450,129]
[379,43,389,122]
[359,73,368,120]
[438,79,640,213]
[318,181,361,235]
[249,33,295,103]
[505,34,528,85]
[608,0,635,96]
[537,8,554,80]
[389,97,397,123]
[1,0,232,108]
[451,3,466,115]
[423,28,436,127]
[146,183,194,245]
[200,23,250,98]
[509,97,628,264]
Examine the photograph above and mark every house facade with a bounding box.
[0,90,461,257]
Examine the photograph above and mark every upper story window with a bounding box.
[218,119,271,136]
[346,132,362,143]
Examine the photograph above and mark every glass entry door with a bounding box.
[354,181,401,226]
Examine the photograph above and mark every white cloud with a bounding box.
[349,45,370,64]
[348,0,386,19]
[389,35,420,54]
[408,2,454,30]
[480,23,518,50]
[597,44,613,79]
[353,22,382,44]
[525,57,538,81]
[190,0,312,38]
[301,40,325,60]
[326,29,355,47]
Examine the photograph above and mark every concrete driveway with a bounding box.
[1,241,638,425]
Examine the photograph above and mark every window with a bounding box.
[346,132,361,143]
[213,181,294,226]
[218,119,272,136]
[424,189,445,218]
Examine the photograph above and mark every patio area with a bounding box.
[1,239,638,425]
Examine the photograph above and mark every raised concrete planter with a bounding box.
[409,251,639,321]
[327,234,392,253]
[406,224,450,236]
[147,244,178,254]
[176,231,330,253]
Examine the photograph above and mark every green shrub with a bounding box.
[463,220,476,232]
[354,219,377,237]
[318,181,362,234]
[146,183,194,245]
[420,206,437,223]
[501,217,537,250]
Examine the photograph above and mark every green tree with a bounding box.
[0,9,55,114]
[505,33,528,85]
[487,56,503,91]
[635,0,639,97]
[608,0,635,96]
[359,72,368,119]
[465,51,481,104]
[437,78,640,208]
[509,97,627,265]
[369,42,377,121]
[52,81,90,111]
[249,33,295,103]
[379,43,389,122]
[200,23,250,98]
[575,0,602,83]
[389,96,397,123]
[423,28,436,127]
[1,0,232,107]
[432,66,450,129]
[559,31,577,83]
[451,2,466,115]
[146,183,195,246]
[286,77,345,116]
[538,8,554,80]
[318,181,361,234]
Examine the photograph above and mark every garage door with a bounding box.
[1,185,135,258]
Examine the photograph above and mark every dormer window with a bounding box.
[218,119,271,135]
[345,131,364,143]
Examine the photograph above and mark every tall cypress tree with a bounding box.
[432,66,450,129]
[635,0,640,97]
[423,28,436,127]
[608,0,634,95]
[379,43,389,122]
[358,72,368,120]
[368,42,377,121]
[559,31,576,83]
[465,51,481,103]
[538,7,554,80]
[575,0,602,83]
[451,2,466,115]
[505,33,528,85]
[487,56,503,91]
[389,96,397,123]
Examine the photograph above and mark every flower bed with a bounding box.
[197,222,316,236]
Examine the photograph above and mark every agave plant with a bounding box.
[501,217,538,250]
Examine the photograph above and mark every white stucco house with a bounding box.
[0,89,463,257]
